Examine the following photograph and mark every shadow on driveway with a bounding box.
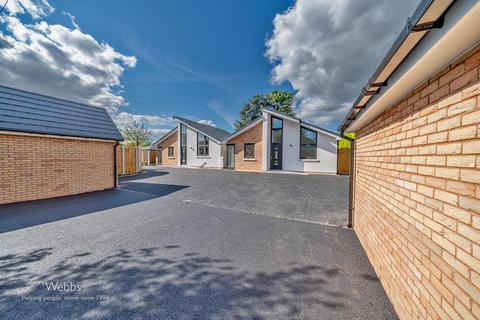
[0,184,188,234]
[0,246,381,320]
[118,170,170,182]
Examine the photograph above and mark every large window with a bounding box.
[271,116,283,143]
[244,143,255,159]
[300,127,317,159]
[197,132,209,156]
[168,146,174,158]
[180,124,187,164]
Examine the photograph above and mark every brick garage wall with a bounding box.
[159,131,177,166]
[353,45,480,319]
[228,122,262,171]
[0,134,116,204]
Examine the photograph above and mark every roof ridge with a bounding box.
[174,116,231,141]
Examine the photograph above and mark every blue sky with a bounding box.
[0,0,419,139]
[55,0,294,131]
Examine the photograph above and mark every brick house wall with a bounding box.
[227,122,263,171]
[353,45,480,319]
[159,131,177,166]
[0,134,116,205]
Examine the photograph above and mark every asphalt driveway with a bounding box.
[0,167,396,319]
[121,167,349,226]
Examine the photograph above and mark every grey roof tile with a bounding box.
[0,85,123,141]
[174,116,231,141]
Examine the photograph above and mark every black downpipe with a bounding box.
[348,139,355,229]
[113,142,119,188]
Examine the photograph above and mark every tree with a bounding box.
[234,91,294,129]
[122,122,152,147]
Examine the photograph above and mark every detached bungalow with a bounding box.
[339,0,480,319]
[154,109,340,173]
[0,85,123,204]
[225,108,340,173]
[174,116,231,168]
[155,127,178,166]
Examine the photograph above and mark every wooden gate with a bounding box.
[337,147,350,175]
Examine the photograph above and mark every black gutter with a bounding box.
[339,0,455,133]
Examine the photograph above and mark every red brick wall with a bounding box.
[0,134,116,204]
[159,130,177,166]
[227,122,263,171]
[353,45,480,319]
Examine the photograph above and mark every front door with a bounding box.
[271,142,282,169]
[181,146,187,165]
[227,144,235,169]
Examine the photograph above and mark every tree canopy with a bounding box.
[234,91,294,129]
[122,122,152,147]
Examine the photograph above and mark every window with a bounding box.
[244,143,255,159]
[197,132,209,156]
[271,116,283,143]
[180,124,187,164]
[168,146,174,158]
[272,117,283,129]
[300,127,317,159]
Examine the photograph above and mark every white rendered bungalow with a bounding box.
[223,109,341,173]
[154,110,340,173]
[174,116,230,169]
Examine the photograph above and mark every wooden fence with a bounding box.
[140,149,159,166]
[116,146,159,176]
[116,146,141,176]
[337,147,350,175]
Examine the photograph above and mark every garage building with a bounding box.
[340,1,480,319]
[0,85,123,204]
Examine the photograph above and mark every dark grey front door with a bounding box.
[181,146,187,165]
[227,144,235,169]
[270,142,282,170]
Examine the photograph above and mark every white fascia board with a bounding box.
[153,127,178,146]
[175,119,222,144]
[348,0,480,132]
[261,108,300,124]
[262,108,340,139]
[299,123,341,140]
[222,118,262,143]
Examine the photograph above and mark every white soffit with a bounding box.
[348,1,480,132]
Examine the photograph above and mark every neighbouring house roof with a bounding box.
[261,108,341,140]
[339,0,475,132]
[152,127,177,146]
[0,85,123,141]
[174,116,231,142]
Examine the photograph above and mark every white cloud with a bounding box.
[4,0,53,19]
[198,119,216,127]
[62,11,79,29]
[266,0,419,126]
[150,128,172,139]
[113,112,175,143]
[114,112,173,127]
[0,0,136,113]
